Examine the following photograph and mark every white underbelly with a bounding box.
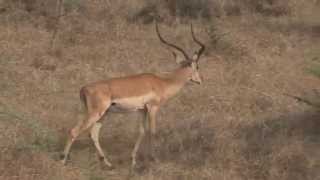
[112,93,155,110]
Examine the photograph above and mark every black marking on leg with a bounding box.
[60,154,65,160]
[99,156,105,162]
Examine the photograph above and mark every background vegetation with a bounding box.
[0,0,320,179]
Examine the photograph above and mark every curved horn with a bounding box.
[155,21,190,61]
[191,23,205,62]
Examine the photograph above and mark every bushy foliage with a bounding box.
[241,0,292,16]
[166,0,212,19]
[128,0,212,24]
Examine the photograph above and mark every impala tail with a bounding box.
[80,87,88,110]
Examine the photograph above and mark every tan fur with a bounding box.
[81,67,193,111]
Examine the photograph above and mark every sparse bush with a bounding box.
[241,0,291,16]
[128,2,158,24]
[206,22,248,59]
[2,0,85,17]
[223,1,242,16]
[166,0,212,19]
[63,0,84,13]
[127,0,213,24]
[3,0,57,16]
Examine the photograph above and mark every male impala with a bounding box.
[61,21,205,169]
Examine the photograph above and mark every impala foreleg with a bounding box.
[61,119,84,164]
[146,105,159,161]
[131,118,147,168]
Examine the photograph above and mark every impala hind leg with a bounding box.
[61,119,83,165]
[90,122,113,169]
[61,113,104,164]
[61,94,111,165]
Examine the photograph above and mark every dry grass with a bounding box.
[1,0,320,180]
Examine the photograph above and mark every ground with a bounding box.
[0,1,320,180]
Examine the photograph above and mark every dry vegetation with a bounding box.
[1,0,320,180]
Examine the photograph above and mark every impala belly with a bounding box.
[111,92,155,111]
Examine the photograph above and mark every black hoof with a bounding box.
[132,164,147,174]
[100,163,115,171]
[108,165,115,170]
[98,158,115,171]
[99,156,105,162]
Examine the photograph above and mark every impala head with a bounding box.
[155,22,205,84]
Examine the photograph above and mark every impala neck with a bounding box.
[164,66,193,99]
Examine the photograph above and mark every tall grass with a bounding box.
[0,103,59,152]
[0,0,319,180]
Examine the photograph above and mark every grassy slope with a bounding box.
[0,1,320,180]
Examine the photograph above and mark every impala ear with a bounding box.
[172,51,185,64]
[192,51,199,62]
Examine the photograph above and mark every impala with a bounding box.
[61,21,205,169]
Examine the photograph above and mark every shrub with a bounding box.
[241,0,291,16]
[63,0,84,13]
[128,2,158,24]
[3,0,57,16]
[128,0,212,24]
[166,0,212,19]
